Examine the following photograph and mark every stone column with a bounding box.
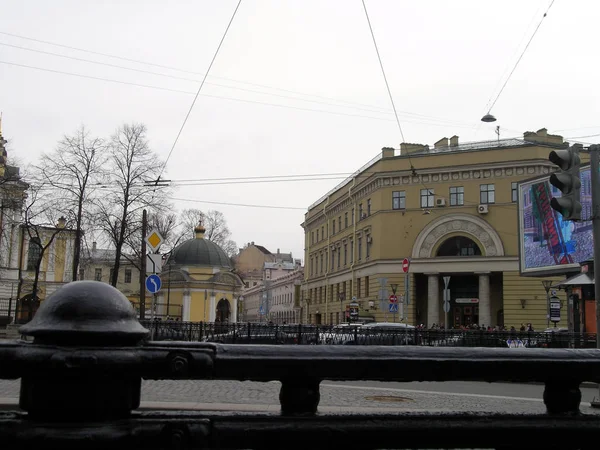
[427,273,440,327]
[209,294,216,322]
[182,289,191,322]
[231,296,238,323]
[477,272,491,328]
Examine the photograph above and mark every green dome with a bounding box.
[167,223,232,269]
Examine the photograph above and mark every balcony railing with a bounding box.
[1,281,600,449]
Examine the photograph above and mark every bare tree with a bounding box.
[18,180,72,302]
[35,126,106,281]
[176,208,238,257]
[95,123,163,287]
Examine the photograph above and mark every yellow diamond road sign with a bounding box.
[145,231,163,251]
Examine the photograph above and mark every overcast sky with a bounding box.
[2,0,599,261]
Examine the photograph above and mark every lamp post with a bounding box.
[542,280,553,329]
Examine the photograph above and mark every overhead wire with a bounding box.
[157,0,243,183]
[0,29,456,118]
[0,60,483,130]
[484,0,556,115]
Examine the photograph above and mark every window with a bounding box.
[26,237,42,270]
[367,199,372,216]
[358,237,362,260]
[365,276,369,297]
[350,239,354,263]
[366,235,371,258]
[337,247,341,268]
[357,278,362,297]
[332,219,336,235]
[78,268,85,280]
[450,186,464,206]
[316,229,319,241]
[392,191,406,210]
[343,243,347,265]
[338,216,341,232]
[320,254,324,274]
[94,268,102,281]
[125,269,132,284]
[321,226,325,239]
[420,189,435,208]
[359,203,363,219]
[480,184,495,204]
[311,231,314,244]
[331,250,335,272]
[310,257,313,276]
[511,182,518,202]
[351,208,355,225]
[437,236,482,257]
[344,212,348,228]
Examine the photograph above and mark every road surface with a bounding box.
[0,379,598,414]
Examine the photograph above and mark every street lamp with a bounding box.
[542,280,553,328]
[481,113,497,123]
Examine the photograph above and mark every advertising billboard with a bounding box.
[518,164,593,276]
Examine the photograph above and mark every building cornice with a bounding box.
[304,160,554,228]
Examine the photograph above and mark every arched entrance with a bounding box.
[216,298,231,323]
[17,294,40,324]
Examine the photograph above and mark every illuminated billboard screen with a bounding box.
[518,164,593,276]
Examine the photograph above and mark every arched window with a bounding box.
[26,237,42,270]
[436,236,482,257]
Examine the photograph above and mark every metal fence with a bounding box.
[0,298,14,326]
[139,321,597,348]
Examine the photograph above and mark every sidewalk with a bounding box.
[0,397,446,413]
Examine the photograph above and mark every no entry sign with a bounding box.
[402,258,410,273]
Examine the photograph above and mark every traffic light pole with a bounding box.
[589,145,600,409]
[590,145,600,350]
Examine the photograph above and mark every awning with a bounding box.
[552,272,594,288]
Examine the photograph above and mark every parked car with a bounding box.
[343,322,416,345]
[319,323,363,344]
[204,324,286,344]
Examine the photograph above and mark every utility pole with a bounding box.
[139,209,147,320]
[590,145,600,350]
[588,145,600,408]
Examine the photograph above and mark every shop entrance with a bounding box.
[447,275,479,328]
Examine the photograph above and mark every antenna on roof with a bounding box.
[495,126,500,143]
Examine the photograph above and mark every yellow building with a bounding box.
[302,129,576,330]
[157,223,243,322]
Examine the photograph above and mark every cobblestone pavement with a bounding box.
[1,379,599,414]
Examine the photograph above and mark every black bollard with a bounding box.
[18,281,149,420]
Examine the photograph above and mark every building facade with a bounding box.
[79,241,141,301]
[302,129,570,330]
[243,267,303,324]
[0,129,77,322]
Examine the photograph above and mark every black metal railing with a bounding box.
[1,281,600,449]
[139,320,598,348]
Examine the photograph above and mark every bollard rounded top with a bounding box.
[19,281,149,345]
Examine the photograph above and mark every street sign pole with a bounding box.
[443,276,451,330]
[588,145,600,408]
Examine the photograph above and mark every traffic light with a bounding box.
[548,144,582,221]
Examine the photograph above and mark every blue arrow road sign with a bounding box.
[145,274,162,293]
[389,303,399,313]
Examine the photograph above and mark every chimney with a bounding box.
[400,143,429,155]
[56,216,66,228]
[277,248,280,254]
[381,147,395,158]
[449,135,459,147]
[523,128,564,146]
[434,137,449,149]
[92,241,97,251]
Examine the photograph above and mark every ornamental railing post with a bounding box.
[18,281,149,421]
